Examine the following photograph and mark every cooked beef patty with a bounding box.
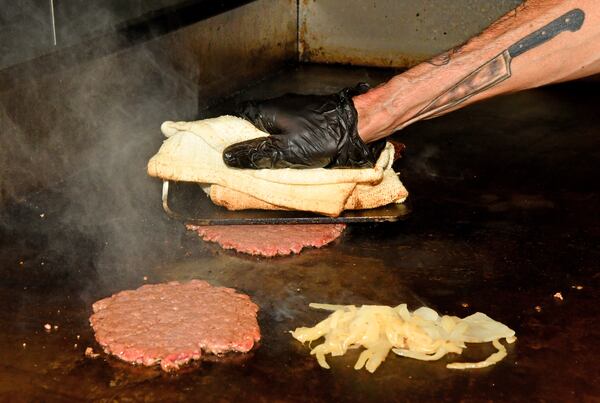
[89,280,260,371]
[187,224,346,257]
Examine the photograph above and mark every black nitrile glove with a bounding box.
[222,83,386,169]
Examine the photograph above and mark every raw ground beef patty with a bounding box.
[89,280,260,371]
[186,223,346,257]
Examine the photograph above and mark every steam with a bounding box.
[410,145,440,179]
[57,44,199,288]
[0,0,298,301]
[0,15,201,294]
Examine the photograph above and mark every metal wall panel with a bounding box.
[299,0,523,67]
[0,0,261,70]
[0,0,54,69]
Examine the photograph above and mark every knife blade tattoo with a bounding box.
[416,8,585,120]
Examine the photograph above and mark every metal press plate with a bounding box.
[162,181,411,225]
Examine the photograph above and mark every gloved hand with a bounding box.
[222,83,386,169]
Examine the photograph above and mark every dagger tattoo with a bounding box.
[416,8,585,120]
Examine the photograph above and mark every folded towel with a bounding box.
[147,116,407,216]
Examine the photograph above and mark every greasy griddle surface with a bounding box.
[1,65,599,402]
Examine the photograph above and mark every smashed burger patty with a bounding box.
[89,280,260,371]
[187,223,346,257]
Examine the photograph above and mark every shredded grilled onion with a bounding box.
[291,303,516,373]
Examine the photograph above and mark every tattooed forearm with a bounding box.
[416,8,585,119]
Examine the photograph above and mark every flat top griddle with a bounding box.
[2,65,599,402]
[161,180,411,225]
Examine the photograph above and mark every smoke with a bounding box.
[56,46,199,288]
[0,12,201,295]
[409,145,441,179]
[0,0,296,301]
